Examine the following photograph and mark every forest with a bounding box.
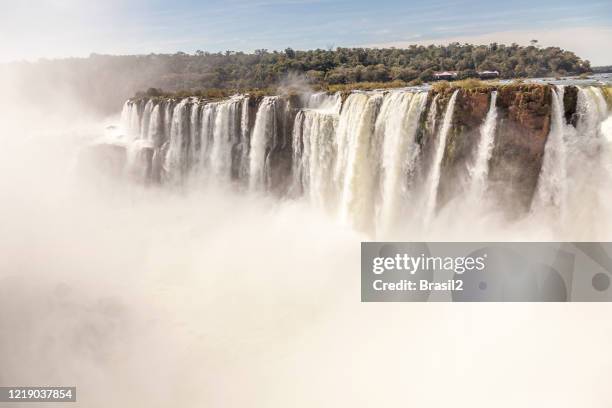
[3,43,593,113]
[120,43,592,90]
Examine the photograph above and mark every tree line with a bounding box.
[3,43,592,113]
[131,43,591,89]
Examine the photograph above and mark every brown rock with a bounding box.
[489,84,552,214]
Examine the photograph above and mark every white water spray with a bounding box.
[532,86,569,218]
[335,92,383,230]
[423,90,459,226]
[376,91,427,235]
[249,96,277,190]
[468,91,498,199]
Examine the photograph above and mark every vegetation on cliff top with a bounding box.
[136,43,588,88]
[134,80,568,106]
[126,43,588,98]
[7,43,591,112]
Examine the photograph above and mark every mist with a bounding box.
[1,65,612,408]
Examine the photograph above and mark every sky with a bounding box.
[1,0,611,65]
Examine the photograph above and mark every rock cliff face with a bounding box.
[433,87,491,209]
[99,83,607,228]
[490,85,553,213]
[265,95,301,195]
[426,84,555,214]
[563,85,579,126]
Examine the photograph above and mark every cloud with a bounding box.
[364,26,612,66]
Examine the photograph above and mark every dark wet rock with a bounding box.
[489,84,552,214]
[563,85,579,126]
[438,88,491,207]
[266,96,299,196]
[423,84,553,214]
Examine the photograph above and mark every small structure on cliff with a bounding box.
[478,70,500,79]
[433,71,458,81]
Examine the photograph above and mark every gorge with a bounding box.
[89,82,612,238]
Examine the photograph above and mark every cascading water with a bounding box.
[467,91,498,199]
[114,83,611,236]
[188,102,201,168]
[238,97,251,180]
[375,91,427,235]
[164,99,192,181]
[335,92,383,231]
[306,91,342,112]
[292,92,340,208]
[249,96,278,191]
[291,111,306,194]
[209,97,245,181]
[532,86,569,218]
[140,100,154,140]
[130,100,142,138]
[422,90,459,227]
[530,85,611,236]
[120,101,130,134]
[293,109,338,207]
[576,86,608,143]
[573,86,611,220]
[425,94,439,135]
[147,104,162,146]
[198,103,216,172]
[164,101,174,144]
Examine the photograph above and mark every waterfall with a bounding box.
[129,100,142,138]
[291,91,341,206]
[306,92,342,112]
[188,102,201,168]
[147,103,163,147]
[249,96,278,190]
[425,94,440,135]
[532,86,569,217]
[120,101,130,135]
[164,99,191,181]
[531,85,612,232]
[164,101,174,144]
[423,90,459,226]
[468,91,498,199]
[238,97,251,181]
[335,92,383,230]
[120,101,140,138]
[140,100,154,140]
[111,84,611,236]
[292,108,338,208]
[199,103,215,173]
[576,87,609,152]
[291,111,306,195]
[209,97,243,180]
[376,91,427,235]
